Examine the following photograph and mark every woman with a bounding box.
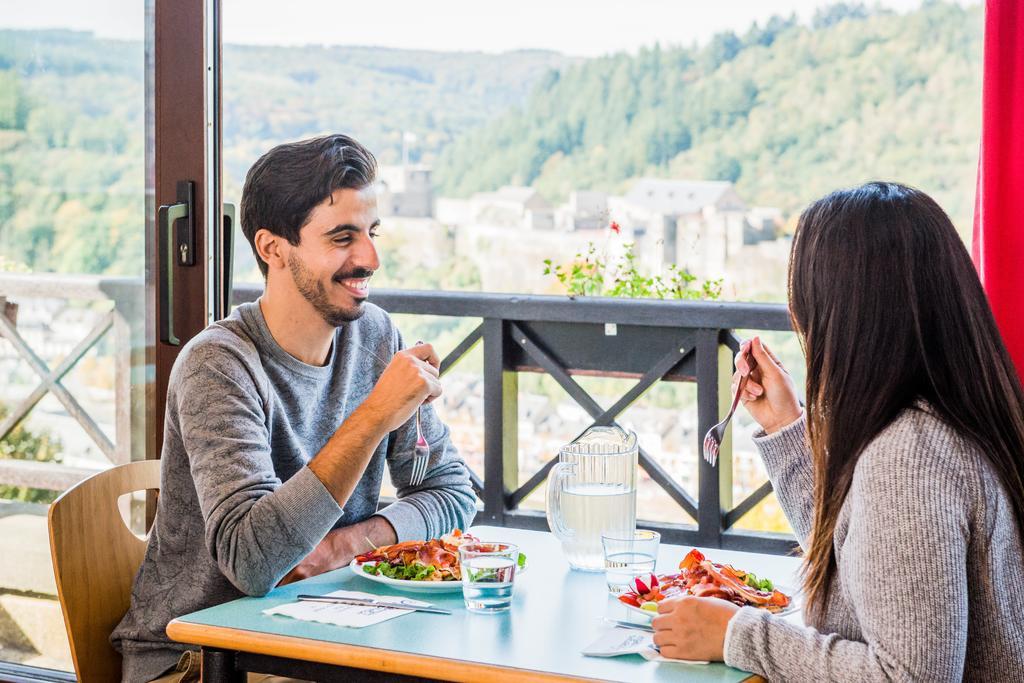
[651,182,1024,680]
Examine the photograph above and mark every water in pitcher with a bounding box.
[559,483,637,570]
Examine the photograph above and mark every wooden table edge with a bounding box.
[166,618,763,683]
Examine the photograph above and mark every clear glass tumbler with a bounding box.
[601,530,660,595]
[459,542,520,613]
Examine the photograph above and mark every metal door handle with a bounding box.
[158,181,196,346]
[220,203,236,319]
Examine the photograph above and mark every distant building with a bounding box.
[554,191,608,232]
[745,206,782,242]
[433,177,782,286]
[609,179,754,277]
[436,185,554,230]
[377,165,434,218]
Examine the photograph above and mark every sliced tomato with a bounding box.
[618,594,642,607]
[679,549,705,571]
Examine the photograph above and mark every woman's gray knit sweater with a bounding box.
[723,404,1024,681]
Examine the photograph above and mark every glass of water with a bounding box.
[602,530,660,595]
[459,542,520,613]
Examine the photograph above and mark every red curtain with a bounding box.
[973,0,1024,378]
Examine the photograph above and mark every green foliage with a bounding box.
[0,70,29,130]
[0,29,570,276]
[0,3,985,283]
[813,3,870,29]
[543,241,722,300]
[0,403,63,504]
[219,44,571,199]
[436,2,983,237]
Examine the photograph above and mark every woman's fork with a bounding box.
[702,352,757,467]
[410,405,430,486]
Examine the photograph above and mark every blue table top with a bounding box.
[173,525,802,682]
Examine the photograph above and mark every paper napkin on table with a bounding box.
[582,627,709,664]
[263,590,428,628]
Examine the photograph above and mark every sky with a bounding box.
[2,0,951,57]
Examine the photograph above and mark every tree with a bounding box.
[705,153,741,183]
[812,3,869,29]
[702,31,743,71]
[0,403,63,504]
[0,70,29,130]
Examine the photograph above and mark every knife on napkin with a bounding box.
[296,594,452,615]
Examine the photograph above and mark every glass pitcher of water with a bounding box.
[545,425,638,571]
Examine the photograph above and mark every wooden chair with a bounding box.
[48,459,161,683]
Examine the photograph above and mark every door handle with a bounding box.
[219,203,236,319]
[157,180,196,346]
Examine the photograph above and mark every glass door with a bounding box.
[0,0,215,677]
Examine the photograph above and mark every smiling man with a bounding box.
[111,135,477,682]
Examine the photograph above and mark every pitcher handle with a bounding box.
[546,462,575,541]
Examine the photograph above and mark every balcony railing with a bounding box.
[234,283,797,554]
[0,273,797,554]
[0,273,147,489]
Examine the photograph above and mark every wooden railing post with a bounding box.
[696,328,724,548]
[482,318,518,525]
[717,335,735,514]
[0,297,16,327]
[114,303,133,466]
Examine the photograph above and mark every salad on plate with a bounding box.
[619,548,792,615]
[352,529,526,585]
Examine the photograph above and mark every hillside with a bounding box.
[221,43,574,197]
[0,3,986,277]
[434,2,983,232]
[0,30,570,274]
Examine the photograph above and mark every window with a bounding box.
[0,4,150,672]
[221,0,982,536]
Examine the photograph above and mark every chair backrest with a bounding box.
[48,459,161,683]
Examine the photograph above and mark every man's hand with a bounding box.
[278,516,397,587]
[651,596,740,662]
[362,344,442,435]
[309,342,441,508]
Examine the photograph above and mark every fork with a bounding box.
[409,405,430,486]
[702,351,758,467]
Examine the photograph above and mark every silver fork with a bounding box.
[409,405,430,486]
[702,352,758,467]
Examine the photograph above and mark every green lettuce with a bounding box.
[364,561,438,581]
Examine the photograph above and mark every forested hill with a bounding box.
[0,30,570,274]
[434,2,983,231]
[0,4,983,276]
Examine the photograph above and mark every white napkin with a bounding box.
[263,590,429,628]
[581,627,709,664]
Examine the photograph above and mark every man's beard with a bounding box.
[288,252,369,327]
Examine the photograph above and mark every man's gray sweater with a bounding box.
[111,301,477,682]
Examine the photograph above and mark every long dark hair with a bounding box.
[789,182,1024,620]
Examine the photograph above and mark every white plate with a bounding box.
[349,557,528,594]
[620,585,800,619]
[349,559,466,593]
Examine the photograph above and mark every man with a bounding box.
[112,134,477,682]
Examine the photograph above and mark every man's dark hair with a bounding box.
[240,134,377,277]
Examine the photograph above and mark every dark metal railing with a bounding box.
[0,273,798,554]
[236,285,798,554]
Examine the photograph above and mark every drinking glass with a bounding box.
[459,542,520,613]
[601,530,660,595]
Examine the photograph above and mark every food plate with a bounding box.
[620,585,800,619]
[349,558,528,593]
[349,559,466,593]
